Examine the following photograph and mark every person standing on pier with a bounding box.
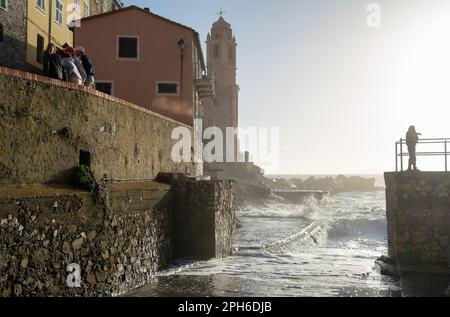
[406,126,421,171]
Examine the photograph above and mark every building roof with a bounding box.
[79,5,206,71]
[213,16,231,28]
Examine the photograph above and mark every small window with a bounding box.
[229,45,233,62]
[74,0,81,13]
[36,34,44,64]
[55,0,63,25]
[96,82,113,95]
[83,2,90,17]
[0,24,3,42]
[213,44,219,58]
[157,82,179,95]
[79,150,91,168]
[117,36,139,59]
[94,0,99,14]
[0,0,7,10]
[37,0,45,12]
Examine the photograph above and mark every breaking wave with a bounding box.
[238,195,323,220]
[235,222,329,254]
[328,218,387,239]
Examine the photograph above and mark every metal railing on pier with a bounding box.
[395,138,450,172]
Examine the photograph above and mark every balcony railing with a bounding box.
[395,138,450,172]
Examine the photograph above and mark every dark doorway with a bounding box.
[79,150,91,168]
[36,34,44,64]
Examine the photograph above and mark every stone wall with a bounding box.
[0,178,236,297]
[171,178,235,260]
[0,67,194,185]
[0,1,29,71]
[385,172,450,267]
[0,182,173,297]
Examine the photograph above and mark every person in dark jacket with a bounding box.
[406,126,421,171]
[75,46,96,87]
[42,43,64,80]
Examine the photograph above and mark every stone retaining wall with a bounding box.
[0,182,173,296]
[0,67,194,185]
[385,172,450,267]
[0,178,236,297]
[171,178,235,260]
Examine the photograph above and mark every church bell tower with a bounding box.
[204,15,239,161]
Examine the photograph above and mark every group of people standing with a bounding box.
[42,43,95,87]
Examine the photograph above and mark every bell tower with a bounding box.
[205,15,239,161]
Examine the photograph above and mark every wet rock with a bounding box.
[14,284,22,296]
[1,288,11,297]
[87,230,96,241]
[68,225,78,234]
[62,241,72,254]
[33,248,48,266]
[96,271,108,283]
[20,257,28,268]
[72,238,84,250]
[0,253,8,269]
[86,274,96,285]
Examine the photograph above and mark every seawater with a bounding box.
[128,191,401,297]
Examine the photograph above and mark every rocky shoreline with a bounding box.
[267,175,384,193]
[234,174,384,207]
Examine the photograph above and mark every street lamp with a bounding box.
[177,38,185,57]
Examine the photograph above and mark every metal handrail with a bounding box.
[395,138,449,172]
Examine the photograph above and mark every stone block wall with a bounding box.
[0,1,31,72]
[385,172,450,267]
[0,177,236,297]
[0,67,194,185]
[172,178,235,260]
[0,182,173,297]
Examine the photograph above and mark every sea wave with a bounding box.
[235,222,329,254]
[238,196,324,220]
[328,218,387,239]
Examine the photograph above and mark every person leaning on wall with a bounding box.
[75,46,96,88]
[61,47,83,85]
[42,43,64,81]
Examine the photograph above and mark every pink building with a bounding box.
[74,6,213,126]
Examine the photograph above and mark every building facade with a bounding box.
[89,0,122,16]
[0,0,28,70]
[203,16,240,162]
[0,0,121,73]
[74,6,212,128]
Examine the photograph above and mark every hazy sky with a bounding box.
[124,0,450,174]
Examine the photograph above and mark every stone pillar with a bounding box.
[171,178,235,260]
[385,172,450,267]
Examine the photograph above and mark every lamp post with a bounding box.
[177,38,185,57]
[177,38,185,99]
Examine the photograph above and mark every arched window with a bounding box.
[228,45,233,62]
[213,44,219,58]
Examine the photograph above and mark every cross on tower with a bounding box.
[217,8,226,17]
